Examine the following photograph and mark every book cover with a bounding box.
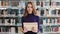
[53,27,59,32]
[23,22,38,32]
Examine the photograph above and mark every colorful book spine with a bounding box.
[57,18,60,23]
[53,27,59,32]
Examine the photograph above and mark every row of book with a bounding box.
[43,18,60,25]
[1,9,60,17]
[0,1,19,6]
[0,0,60,7]
[0,9,19,16]
[0,18,20,25]
[40,9,60,16]
[0,27,22,34]
[44,26,60,32]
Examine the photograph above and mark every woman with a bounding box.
[21,2,40,34]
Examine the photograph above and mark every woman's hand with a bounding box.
[31,27,36,32]
[23,27,28,33]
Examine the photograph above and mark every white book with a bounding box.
[48,19,50,24]
[36,11,40,16]
[3,11,8,17]
[23,22,38,32]
[55,18,57,24]
[11,27,15,34]
[5,19,9,25]
[51,19,55,24]
[43,19,46,25]
[59,27,60,32]
[11,19,15,25]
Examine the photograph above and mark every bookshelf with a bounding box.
[0,0,60,34]
[0,0,22,34]
[40,0,60,34]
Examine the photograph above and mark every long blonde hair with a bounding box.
[23,2,36,17]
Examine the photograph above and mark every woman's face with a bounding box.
[27,4,33,14]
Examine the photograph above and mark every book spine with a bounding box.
[11,27,15,34]
[48,18,50,24]
[0,1,1,6]
[57,18,60,24]
[18,27,23,34]
[59,27,60,32]
[43,19,46,25]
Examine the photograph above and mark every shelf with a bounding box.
[0,6,21,9]
[40,16,60,18]
[0,24,22,27]
[44,32,60,33]
[0,15,18,17]
[43,23,60,26]
[44,6,60,9]
[0,32,11,34]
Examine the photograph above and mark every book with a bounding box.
[18,27,23,34]
[0,1,1,6]
[1,1,9,6]
[45,2,49,6]
[59,27,60,32]
[36,10,40,16]
[0,19,2,25]
[51,10,56,15]
[53,27,59,32]
[2,1,5,6]
[43,19,46,25]
[5,1,9,6]
[40,9,44,16]
[51,18,55,24]
[11,1,19,6]
[55,18,57,24]
[5,19,9,25]
[58,10,60,15]
[23,22,38,32]
[3,10,8,16]
[11,27,15,34]
[46,18,48,24]
[1,1,3,6]
[44,26,51,32]
[11,19,15,25]
[57,18,60,24]
[0,10,1,15]
[48,18,51,24]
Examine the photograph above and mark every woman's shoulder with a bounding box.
[21,16,26,19]
[21,16,24,19]
[34,15,40,18]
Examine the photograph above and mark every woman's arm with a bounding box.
[37,16,40,32]
[21,17,24,32]
[21,17,28,33]
[21,17,23,28]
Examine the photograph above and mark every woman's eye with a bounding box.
[31,7,33,8]
[27,7,29,8]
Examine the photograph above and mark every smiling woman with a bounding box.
[21,2,40,34]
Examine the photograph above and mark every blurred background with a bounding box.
[0,0,60,34]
